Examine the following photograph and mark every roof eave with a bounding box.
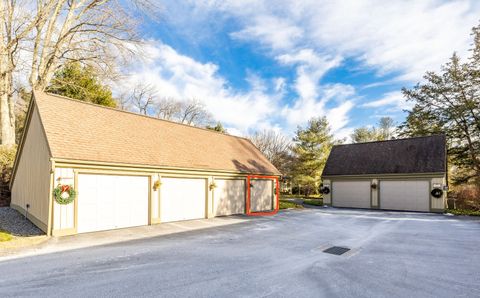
[52,157,282,176]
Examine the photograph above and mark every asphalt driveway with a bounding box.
[0,208,479,297]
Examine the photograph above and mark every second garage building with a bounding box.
[10,91,281,236]
[321,135,447,213]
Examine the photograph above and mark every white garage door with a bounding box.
[380,180,430,212]
[160,178,206,222]
[77,174,149,233]
[214,179,245,216]
[332,181,371,209]
[250,179,273,212]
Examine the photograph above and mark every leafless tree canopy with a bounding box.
[130,83,156,115]
[0,0,157,144]
[248,129,292,172]
[122,83,213,126]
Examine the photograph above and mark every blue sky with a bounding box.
[120,0,480,139]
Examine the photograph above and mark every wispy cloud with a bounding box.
[362,91,414,113]
[133,0,479,138]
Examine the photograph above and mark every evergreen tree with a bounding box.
[351,117,395,143]
[206,122,227,133]
[291,117,334,196]
[399,25,480,184]
[46,62,117,108]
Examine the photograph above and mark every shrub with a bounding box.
[0,145,17,205]
[450,184,480,211]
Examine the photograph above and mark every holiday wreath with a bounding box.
[53,184,76,205]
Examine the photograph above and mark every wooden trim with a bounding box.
[322,173,445,179]
[10,203,48,233]
[46,160,55,236]
[52,228,76,237]
[74,170,79,231]
[53,158,281,177]
[10,97,37,189]
[151,218,161,224]
[148,175,153,225]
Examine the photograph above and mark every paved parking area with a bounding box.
[0,208,479,297]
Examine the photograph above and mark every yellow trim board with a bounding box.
[53,158,281,177]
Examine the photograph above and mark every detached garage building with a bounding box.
[10,91,280,236]
[321,135,447,212]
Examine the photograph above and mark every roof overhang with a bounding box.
[322,172,446,179]
[52,157,282,177]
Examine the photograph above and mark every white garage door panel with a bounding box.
[161,178,206,222]
[77,174,149,233]
[214,179,245,216]
[250,179,273,212]
[380,181,429,212]
[332,181,371,209]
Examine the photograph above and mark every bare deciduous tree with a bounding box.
[121,84,213,127]
[0,0,156,145]
[248,129,292,173]
[155,97,181,121]
[130,84,156,115]
[177,98,212,126]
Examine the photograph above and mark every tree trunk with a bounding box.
[0,90,15,146]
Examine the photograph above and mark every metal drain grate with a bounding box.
[323,246,350,255]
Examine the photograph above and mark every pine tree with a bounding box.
[399,25,480,184]
[291,117,334,196]
[46,62,117,108]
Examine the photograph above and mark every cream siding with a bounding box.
[322,179,331,204]
[53,168,75,230]
[11,105,52,232]
[431,177,447,210]
[371,179,379,207]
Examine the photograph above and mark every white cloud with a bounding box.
[119,40,355,138]
[362,91,413,110]
[118,41,282,134]
[230,15,303,50]
[189,0,479,81]
[135,0,480,138]
[281,83,355,130]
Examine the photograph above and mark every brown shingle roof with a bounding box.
[322,135,446,176]
[33,91,280,175]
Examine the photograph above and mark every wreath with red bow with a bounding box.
[53,184,76,205]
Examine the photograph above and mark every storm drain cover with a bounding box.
[323,246,350,255]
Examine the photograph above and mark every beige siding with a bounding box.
[322,179,331,204]
[53,168,75,230]
[371,179,379,207]
[431,177,446,210]
[11,105,51,232]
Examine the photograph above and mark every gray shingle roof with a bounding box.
[322,135,446,176]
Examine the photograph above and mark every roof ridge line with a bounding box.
[37,91,252,142]
[334,134,446,147]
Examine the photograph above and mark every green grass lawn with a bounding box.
[280,194,322,200]
[303,199,324,206]
[446,209,480,216]
[0,231,13,242]
[279,200,304,209]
